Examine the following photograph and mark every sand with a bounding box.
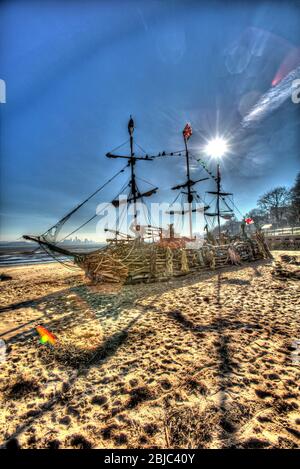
[0,252,299,449]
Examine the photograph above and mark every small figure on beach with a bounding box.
[227,246,242,266]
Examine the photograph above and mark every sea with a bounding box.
[0,242,105,267]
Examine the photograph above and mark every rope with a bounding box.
[170,191,181,206]
[135,176,157,188]
[151,149,186,159]
[116,203,129,237]
[134,141,147,154]
[140,196,153,227]
[190,153,217,182]
[108,138,130,154]
[190,151,245,220]
[55,172,131,243]
[39,243,79,271]
[42,164,127,240]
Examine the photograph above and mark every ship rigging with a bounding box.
[24,116,238,252]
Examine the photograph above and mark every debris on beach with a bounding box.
[0,273,12,282]
[272,255,300,280]
[0,256,299,449]
[38,322,104,368]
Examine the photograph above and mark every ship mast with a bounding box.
[128,116,138,224]
[167,124,208,239]
[216,164,221,238]
[183,131,193,239]
[106,116,158,237]
[205,164,234,243]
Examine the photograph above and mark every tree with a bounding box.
[257,187,291,223]
[290,172,300,223]
[246,207,269,226]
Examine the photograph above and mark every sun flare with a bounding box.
[204,137,229,158]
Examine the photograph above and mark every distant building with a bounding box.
[61,237,95,245]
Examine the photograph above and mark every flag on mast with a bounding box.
[183,123,192,140]
[128,115,134,135]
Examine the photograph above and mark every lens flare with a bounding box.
[204,137,228,158]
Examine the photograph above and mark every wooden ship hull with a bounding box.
[74,235,271,284]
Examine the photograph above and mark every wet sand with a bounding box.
[0,252,299,449]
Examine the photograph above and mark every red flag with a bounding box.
[245,217,254,225]
[183,123,192,140]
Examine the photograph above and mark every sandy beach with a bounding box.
[0,252,299,449]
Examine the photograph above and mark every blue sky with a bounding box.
[0,0,299,241]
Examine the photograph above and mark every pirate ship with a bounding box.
[23,117,271,283]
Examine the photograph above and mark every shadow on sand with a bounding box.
[1,259,271,448]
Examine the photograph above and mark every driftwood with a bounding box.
[74,237,268,285]
[272,262,300,280]
[76,251,128,283]
[227,246,241,265]
[272,254,300,280]
[255,231,273,259]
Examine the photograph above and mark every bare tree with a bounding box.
[290,172,300,223]
[257,187,291,223]
[246,207,268,226]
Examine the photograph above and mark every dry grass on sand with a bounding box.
[0,252,299,449]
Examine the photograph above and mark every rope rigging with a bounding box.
[43,164,128,243]
[57,178,131,243]
[39,242,80,271]
[28,118,247,256]
[189,151,245,221]
[135,175,157,188]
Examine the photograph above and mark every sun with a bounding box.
[204,137,229,158]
